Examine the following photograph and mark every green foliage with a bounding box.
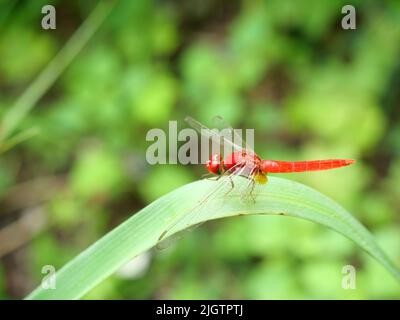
[26,177,400,299]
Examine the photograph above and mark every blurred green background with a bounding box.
[0,0,399,299]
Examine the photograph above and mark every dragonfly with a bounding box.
[157,116,355,243]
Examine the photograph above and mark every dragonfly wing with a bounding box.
[212,115,256,155]
[185,116,247,154]
[157,162,251,243]
[155,222,203,250]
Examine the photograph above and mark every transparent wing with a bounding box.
[185,116,250,155]
[212,115,256,154]
[157,162,256,244]
[156,117,259,248]
[155,224,201,250]
[157,163,243,242]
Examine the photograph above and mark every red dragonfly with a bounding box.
[158,117,355,242]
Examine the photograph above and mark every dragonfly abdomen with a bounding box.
[260,159,355,173]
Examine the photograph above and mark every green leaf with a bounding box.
[0,127,40,153]
[26,177,400,299]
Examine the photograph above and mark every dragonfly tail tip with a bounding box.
[345,159,356,165]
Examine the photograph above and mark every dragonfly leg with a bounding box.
[224,176,235,196]
[157,163,246,244]
[249,180,256,203]
[202,173,218,180]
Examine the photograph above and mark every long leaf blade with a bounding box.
[26,177,400,299]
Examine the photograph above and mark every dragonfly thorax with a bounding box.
[206,153,224,175]
[206,152,262,176]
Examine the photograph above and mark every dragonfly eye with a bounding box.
[206,154,223,175]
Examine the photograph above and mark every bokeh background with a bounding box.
[0,0,399,299]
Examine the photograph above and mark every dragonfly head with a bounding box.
[206,153,224,175]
